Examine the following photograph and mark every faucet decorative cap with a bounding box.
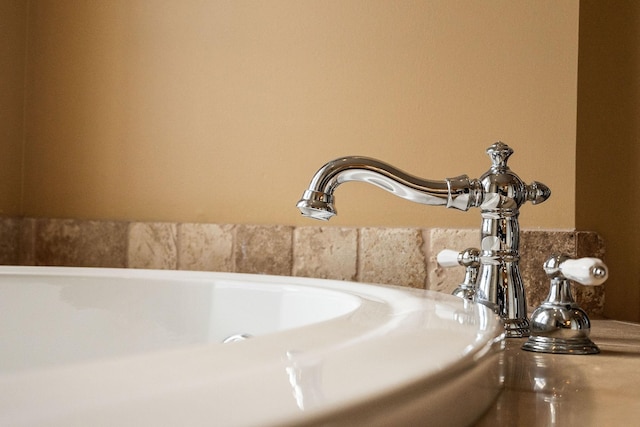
[486,142,513,170]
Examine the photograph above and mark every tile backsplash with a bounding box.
[0,217,606,316]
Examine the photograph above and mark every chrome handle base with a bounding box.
[522,254,608,355]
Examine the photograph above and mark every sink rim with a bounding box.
[0,266,504,427]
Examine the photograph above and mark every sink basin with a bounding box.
[0,266,504,426]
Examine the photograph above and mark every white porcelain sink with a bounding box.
[0,267,504,426]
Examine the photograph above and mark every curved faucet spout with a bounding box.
[296,156,483,220]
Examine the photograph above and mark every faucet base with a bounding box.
[503,318,530,338]
[476,259,530,338]
[475,297,531,338]
[522,335,599,354]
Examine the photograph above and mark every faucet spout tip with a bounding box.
[296,190,337,220]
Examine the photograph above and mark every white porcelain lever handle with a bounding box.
[437,248,480,269]
[437,249,461,268]
[560,257,608,286]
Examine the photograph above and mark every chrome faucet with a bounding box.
[296,142,550,337]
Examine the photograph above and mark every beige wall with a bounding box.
[20,0,579,228]
[576,0,640,321]
[0,0,27,216]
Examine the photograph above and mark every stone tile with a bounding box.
[426,228,480,294]
[576,231,606,258]
[35,218,128,267]
[178,223,234,272]
[4,217,607,319]
[128,222,177,269]
[520,230,576,313]
[234,224,293,275]
[358,227,427,289]
[293,226,358,281]
[0,217,21,265]
[18,218,36,266]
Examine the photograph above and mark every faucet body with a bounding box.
[297,142,550,338]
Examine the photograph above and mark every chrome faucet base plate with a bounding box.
[504,319,531,338]
[522,335,600,355]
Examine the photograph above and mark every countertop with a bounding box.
[475,320,640,426]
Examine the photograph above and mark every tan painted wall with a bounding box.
[21,0,579,228]
[576,0,640,321]
[0,0,27,216]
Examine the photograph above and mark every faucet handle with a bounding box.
[543,254,608,286]
[436,249,463,268]
[437,248,480,300]
[437,248,480,268]
[522,254,608,355]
